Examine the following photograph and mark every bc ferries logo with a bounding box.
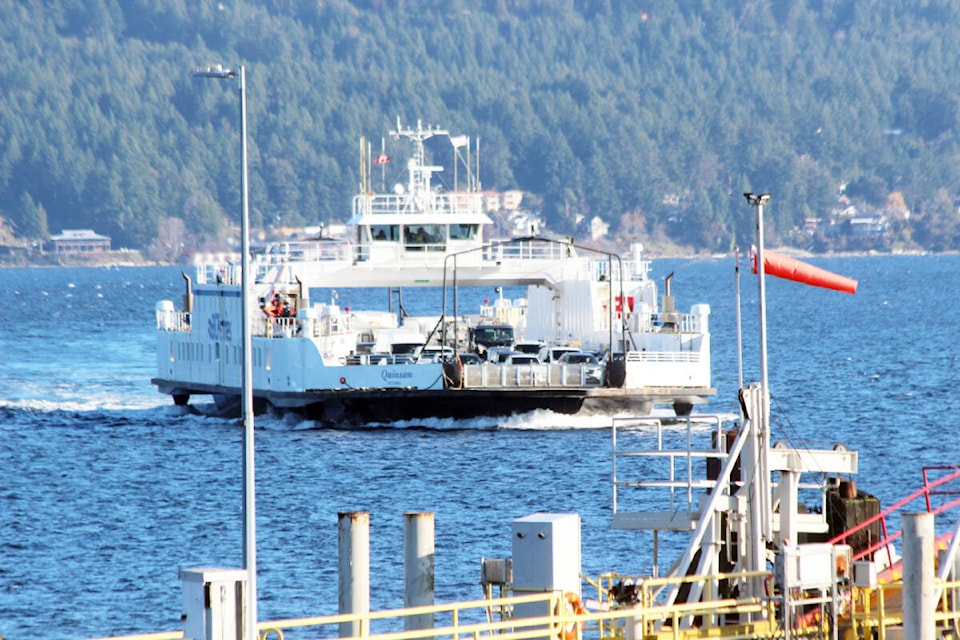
[381,370,414,384]
[207,313,233,342]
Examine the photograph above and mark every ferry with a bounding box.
[152,120,713,423]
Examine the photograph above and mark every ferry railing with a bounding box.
[197,262,243,286]
[156,311,191,333]
[345,353,422,366]
[624,312,704,336]
[623,350,702,364]
[353,191,484,217]
[461,363,605,389]
[481,239,573,263]
[253,240,353,265]
[588,258,649,284]
[257,312,353,340]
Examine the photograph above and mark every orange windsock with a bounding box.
[751,247,858,294]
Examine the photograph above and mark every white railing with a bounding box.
[257,313,353,340]
[353,192,484,217]
[611,415,726,518]
[625,351,702,364]
[461,363,604,388]
[156,311,192,333]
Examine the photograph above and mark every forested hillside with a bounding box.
[3,0,960,259]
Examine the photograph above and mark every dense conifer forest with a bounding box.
[2,0,960,260]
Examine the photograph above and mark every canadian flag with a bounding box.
[374,154,391,164]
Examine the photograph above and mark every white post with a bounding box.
[741,385,767,602]
[237,64,258,640]
[744,193,773,547]
[903,512,935,640]
[339,511,371,638]
[404,512,435,631]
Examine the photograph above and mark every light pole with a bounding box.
[743,192,771,398]
[194,64,257,640]
[743,191,772,590]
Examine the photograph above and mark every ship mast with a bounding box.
[391,119,448,211]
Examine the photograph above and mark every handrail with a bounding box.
[94,566,960,640]
[90,575,789,640]
[611,414,725,517]
[827,466,960,564]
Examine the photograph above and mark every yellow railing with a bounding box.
[257,592,578,640]
[96,572,960,640]
[846,577,960,639]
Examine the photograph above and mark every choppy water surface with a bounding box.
[1,256,958,639]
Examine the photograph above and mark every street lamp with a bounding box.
[743,191,772,595]
[194,64,257,640]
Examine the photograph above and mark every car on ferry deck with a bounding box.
[557,351,605,385]
[540,345,581,363]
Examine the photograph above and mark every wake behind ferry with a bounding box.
[152,120,713,424]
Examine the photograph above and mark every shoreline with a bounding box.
[0,246,950,269]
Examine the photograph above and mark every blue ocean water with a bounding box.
[1,255,958,639]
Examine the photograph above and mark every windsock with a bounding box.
[751,247,858,294]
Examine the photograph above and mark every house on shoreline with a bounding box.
[49,229,112,254]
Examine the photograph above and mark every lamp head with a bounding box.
[743,192,772,206]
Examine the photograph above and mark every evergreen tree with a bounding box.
[16,193,49,241]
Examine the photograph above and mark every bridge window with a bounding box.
[371,225,399,241]
[404,225,445,251]
[449,224,478,240]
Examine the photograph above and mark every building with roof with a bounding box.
[50,229,111,254]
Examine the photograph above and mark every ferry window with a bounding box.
[404,225,444,245]
[449,224,478,240]
[266,347,271,371]
[215,342,220,360]
[371,225,398,241]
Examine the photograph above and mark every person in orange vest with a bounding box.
[263,294,281,318]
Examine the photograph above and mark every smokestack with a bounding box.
[662,272,675,313]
